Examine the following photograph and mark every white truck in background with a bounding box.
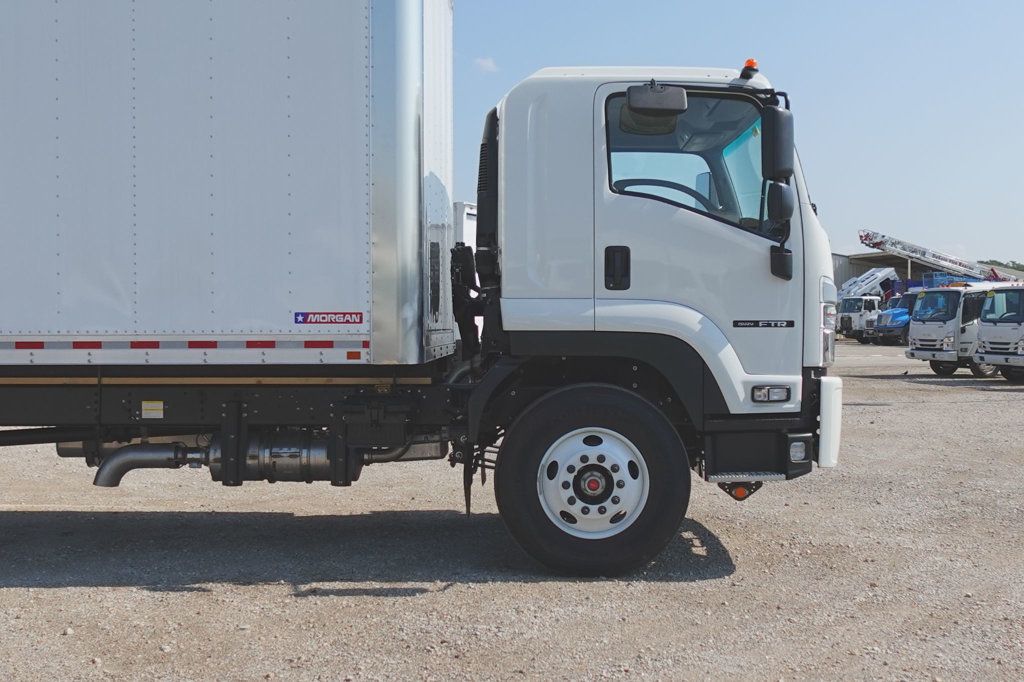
[906,283,1000,377]
[0,0,841,575]
[839,295,882,343]
[837,267,898,343]
[973,284,1024,383]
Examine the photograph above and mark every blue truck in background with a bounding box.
[874,290,920,345]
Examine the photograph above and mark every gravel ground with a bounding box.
[0,341,1021,680]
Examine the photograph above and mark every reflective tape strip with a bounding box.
[0,339,368,351]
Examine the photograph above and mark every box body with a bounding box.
[0,0,454,365]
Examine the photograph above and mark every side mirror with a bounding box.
[762,106,794,181]
[766,181,795,222]
[627,81,688,115]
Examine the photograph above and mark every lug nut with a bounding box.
[611,496,620,504]
[580,506,590,515]
[580,455,589,464]
[598,506,607,515]
[616,480,625,489]
[566,465,576,474]
[561,481,570,490]
[610,464,620,473]
[567,496,576,505]
[597,454,606,463]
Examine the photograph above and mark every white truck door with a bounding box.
[592,83,804,380]
[960,291,986,354]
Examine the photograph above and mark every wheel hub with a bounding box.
[537,427,650,540]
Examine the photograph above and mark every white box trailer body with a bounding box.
[0,0,454,366]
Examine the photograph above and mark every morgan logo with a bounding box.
[294,312,364,324]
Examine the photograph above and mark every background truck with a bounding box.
[974,285,1024,383]
[906,284,999,377]
[839,296,882,343]
[874,290,921,345]
[0,0,841,575]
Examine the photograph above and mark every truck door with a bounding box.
[592,83,804,380]
[960,291,986,354]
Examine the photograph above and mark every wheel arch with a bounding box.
[466,332,729,448]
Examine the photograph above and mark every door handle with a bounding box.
[604,246,630,290]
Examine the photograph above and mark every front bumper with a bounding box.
[818,376,842,468]
[876,327,905,338]
[974,352,1024,367]
[906,348,957,362]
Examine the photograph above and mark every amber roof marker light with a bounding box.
[740,58,759,79]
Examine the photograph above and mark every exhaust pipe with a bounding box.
[93,443,198,487]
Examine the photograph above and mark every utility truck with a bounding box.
[973,284,1024,383]
[0,0,841,575]
[906,283,999,377]
[839,296,882,343]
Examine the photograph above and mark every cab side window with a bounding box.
[605,92,771,236]
[962,293,985,323]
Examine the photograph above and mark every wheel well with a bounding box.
[473,356,700,461]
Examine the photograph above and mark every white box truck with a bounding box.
[906,283,1000,377]
[973,284,1024,382]
[0,0,842,575]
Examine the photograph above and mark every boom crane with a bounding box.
[858,230,1018,282]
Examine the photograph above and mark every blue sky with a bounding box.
[453,0,1024,260]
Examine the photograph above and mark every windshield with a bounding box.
[606,93,772,236]
[912,291,961,322]
[895,294,914,310]
[839,299,863,313]
[981,289,1024,323]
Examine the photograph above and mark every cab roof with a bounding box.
[526,66,774,91]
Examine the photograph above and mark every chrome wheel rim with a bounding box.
[537,427,650,540]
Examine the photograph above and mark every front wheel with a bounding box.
[857,337,872,345]
[899,328,909,346]
[929,361,959,377]
[495,384,690,576]
[1001,367,1024,384]
[969,362,999,378]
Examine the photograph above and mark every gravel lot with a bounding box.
[1,341,1021,680]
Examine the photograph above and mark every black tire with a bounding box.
[899,328,909,346]
[969,361,999,378]
[929,361,959,377]
[1001,367,1024,384]
[856,337,871,345]
[495,384,690,576]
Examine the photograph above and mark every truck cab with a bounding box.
[839,296,882,343]
[906,284,998,376]
[875,290,920,345]
[973,284,1024,382]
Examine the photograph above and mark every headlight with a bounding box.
[942,336,955,350]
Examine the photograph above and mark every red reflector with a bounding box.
[131,341,160,349]
[72,341,102,350]
[188,341,218,349]
[304,340,334,349]
[246,340,276,349]
[361,340,370,349]
[346,351,361,360]
[15,341,44,350]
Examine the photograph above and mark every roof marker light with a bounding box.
[740,58,759,80]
